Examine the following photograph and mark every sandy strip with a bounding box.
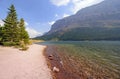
[0,44,52,79]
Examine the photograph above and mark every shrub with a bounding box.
[20,46,29,51]
[19,41,29,51]
[3,42,17,46]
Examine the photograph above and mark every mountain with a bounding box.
[37,0,120,41]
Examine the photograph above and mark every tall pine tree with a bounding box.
[2,4,19,45]
[19,18,29,44]
[1,4,29,46]
[0,26,3,42]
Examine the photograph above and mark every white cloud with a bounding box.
[63,13,70,18]
[26,27,41,38]
[50,0,104,12]
[50,0,104,20]
[48,21,55,26]
[25,21,29,26]
[0,20,4,26]
[50,0,70,6]
[71,0,104,13]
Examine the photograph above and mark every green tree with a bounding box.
[1,4,29,47]
[2,4,19,45]
[19,18,29,44]
[0,26,3,42]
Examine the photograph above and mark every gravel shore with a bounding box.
[0,44,52,79]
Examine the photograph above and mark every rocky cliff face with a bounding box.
[38,0,120,40]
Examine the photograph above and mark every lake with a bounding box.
[39,41,120,79]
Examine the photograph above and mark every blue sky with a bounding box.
[0,0,104,38]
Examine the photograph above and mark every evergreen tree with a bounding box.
[2,4,19,45]
[19,18,29,44]
[0,26,3,42]
[1,4,29,47]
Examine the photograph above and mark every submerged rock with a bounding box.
[60,60,63,65]
[49,54,53,57]
[53,67,59,73]
[48,54,53,60]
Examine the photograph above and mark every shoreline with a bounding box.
[44,45,120,79]
[44,45,81,79]
[0,44,52,79]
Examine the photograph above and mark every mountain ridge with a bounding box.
[36,0,120,41]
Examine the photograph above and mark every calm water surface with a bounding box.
[39,41,120,78]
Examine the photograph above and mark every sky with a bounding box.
[0,0,104,38]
